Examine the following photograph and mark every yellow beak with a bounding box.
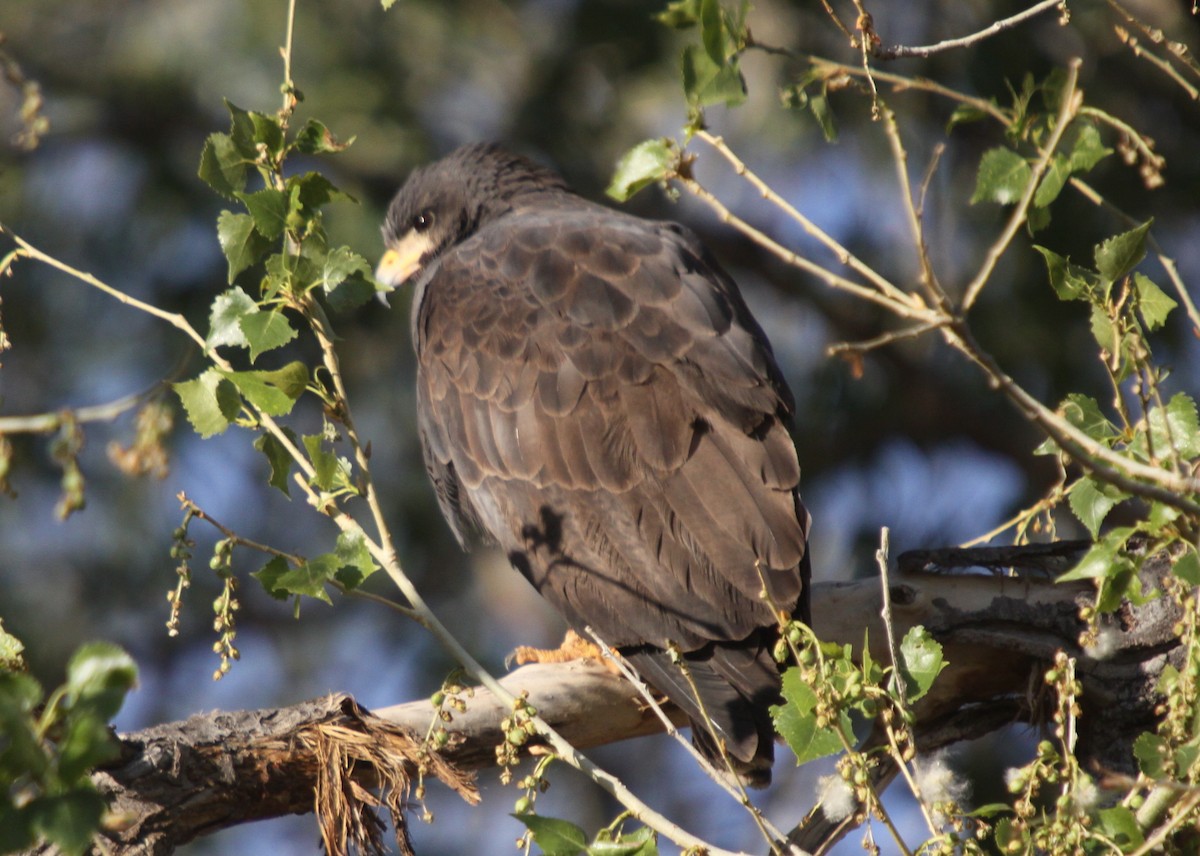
[375,231,434,291]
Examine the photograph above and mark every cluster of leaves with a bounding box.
[0,629,137,855]
[175,101,385,653]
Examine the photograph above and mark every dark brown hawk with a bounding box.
[377,143,811,787]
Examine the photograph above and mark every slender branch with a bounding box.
[874,0,1067,60]
[961,58,1082,312]
[0,380,167,435]
[826,320,944,360]
[3,231,208,352]
[694,130,923,312]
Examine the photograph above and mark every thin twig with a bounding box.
[874,0,1067,60]
[0,379,168,435]
[694,130,924,313]
[826,320,943,359]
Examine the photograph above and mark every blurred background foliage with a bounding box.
[1,0,1198,852]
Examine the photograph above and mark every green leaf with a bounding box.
[590,826,658,856]
[945,103,991,133]
[0,802,35,853]
[381,0,398,8]
[207,287,257,348]
[1067,122,1112,174]
[1059,527,1136,582]
[1133,731,1169,778]
[1134,274,1177,331]
[606,139,674,202]
[897,626,946,702]
[1068,476,1128,538]
[57,711,119,781]
[27,789,107,856]
[288,171,355,214]
[1097,806,1144,849]
[317,245,372,293]
[699,0,725,63]
[303,434,351,492]
[1033,153,1071,208]
[294,119,355,154]
[174,368,242,438]
[221,362,307,417]
[251,554,334,604]
[1094,219,1152,286]
[216,211,272,284]
[1089,303,1117,355]
[808,91,837,143]
[64,642,137,720]
[657,0,701,28]
[240,309,298,362]
[248,111,284,157]
[771,667,848,763]
[1174,548,1200,586]
[224,100,259,158]
[970,148,1030,205]
[1149,393,1200,459]
[198,133,248,198]
[333,530,378,590]
[253,432,294,497]
[1059,393,1117,442]
[235,188,289,240]
[681,44,746,108]
[1033,245,1096,302]
[513,814,588,856]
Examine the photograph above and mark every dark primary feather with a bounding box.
[383,144,811,785]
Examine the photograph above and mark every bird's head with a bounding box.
[376,143,570,294]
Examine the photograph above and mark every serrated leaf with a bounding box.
[970,148,1030,205]
[248,111,284,157]
[1059,393,1117,441]
[1095,219,1152,286]
[239,310,296,362]
[0,619,25,670]
[251,554,334,604]
[681,44,746,108]
[590,826,657,856]
[771,667,848,763]
[606,139,674,202]
[1059,527,1136,582]
[303,434,349,491]
[253,432,293,497]
[808,91,837,143]
[1033,245,1096,302]
[27,789,107,856]
[897,626,946,702]
[333,530,379,590]
[1068,123,1112,174]
[235,188,289,240]
[174,368,241,438]
[224,100,258,157]
[288,171,355,214]
[317,245,373,293]
[1134,274,1177,331]
[198,133,248,198]
[1150,393,1200,459]
[1068,476,1128,538]
[216,211,271,284]
[513,814,588,856]
[207,287,256,348]
[221,363,307,417]
[294,119,355,154]
[1133,731,1169,778]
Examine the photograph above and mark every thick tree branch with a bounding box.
[76,546,1183,855]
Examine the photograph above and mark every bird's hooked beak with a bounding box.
[375,230,433,307]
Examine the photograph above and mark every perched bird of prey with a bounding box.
[377,143,811,786]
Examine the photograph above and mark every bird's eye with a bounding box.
[412,211,434,233]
